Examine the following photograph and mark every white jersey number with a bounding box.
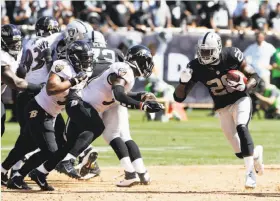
[92,48,115,63]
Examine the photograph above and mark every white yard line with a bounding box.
[1,146,193,152]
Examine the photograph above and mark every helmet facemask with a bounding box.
[127,55,154,78]
[1,36,22,56]
[197,44,221,65]
[68,52,94,77]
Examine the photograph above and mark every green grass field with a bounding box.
[1,109,280,166]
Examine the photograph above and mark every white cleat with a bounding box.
[253,145,264,176]
[116,171,140,187]
[245,171,256,189]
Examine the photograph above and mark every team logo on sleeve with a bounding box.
[55,64,64,73]
[118,68,127,77]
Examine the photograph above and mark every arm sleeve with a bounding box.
[112,85,141,109]
[127,91,147,101]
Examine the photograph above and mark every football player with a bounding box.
[56,30,123,180]
[7,40,94,191]
[1,24,42,138]
[1,17,64,184]
[70,45,162,187]
[173,32,264,189]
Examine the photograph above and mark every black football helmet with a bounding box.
[35,16,60,36]
[125,45,154,78]
[67,40,94,74]
[1,24,22,56]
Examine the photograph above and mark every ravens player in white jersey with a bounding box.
[173,32,264,188]
[1,24,42,136]
[1,17,64,186]
[7,40,94,191]
[55,30,124,180]
[73,45,162,187]
[1,24,43,186]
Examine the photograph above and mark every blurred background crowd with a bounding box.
[1,0,280,121]
[1,0,280,33]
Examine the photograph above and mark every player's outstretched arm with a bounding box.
[240,60,260,91]
[112,77,163,113]
[173,66,196,103]
[1,65,41,93]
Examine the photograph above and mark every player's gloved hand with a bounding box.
[180,67,193,84]
[38,41,52,63]
[141,92,157,101]
[69,72,88,86]
[140,101,165,113]
[227,79,246,92]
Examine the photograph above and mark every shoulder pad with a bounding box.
[51,59,73,79]
[111,62,134,83]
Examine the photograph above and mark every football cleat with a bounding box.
[253,145,264,176]
[29,169,54,191]
[138,171,151,185]
[79,161,101,180]
[7,175,32,190]
[1,172,8,186]
[55,159,81,179]
[245,171,256,189]
[9,169,18,179]
[76,149,99,180]
[116,171,140,187]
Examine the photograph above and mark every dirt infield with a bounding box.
[2,165,280,201]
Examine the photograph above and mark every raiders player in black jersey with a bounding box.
[173,32,264,189]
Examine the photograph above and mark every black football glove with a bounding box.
[69,72,88,86]
[140,101,164,113]
[38,41,52,63]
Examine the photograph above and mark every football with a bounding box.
[226,70,248,84]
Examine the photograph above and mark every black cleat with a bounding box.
[9,169,17,179]
[7,175,32,190]
[55,159,81,179]
[29,169,54,191]
[138,171,151,185]
[1,172,9,186]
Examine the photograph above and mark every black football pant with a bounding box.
[42,99,104,172]
[17,99,64,177]
[1,101,6,136]
[1,96,65,172]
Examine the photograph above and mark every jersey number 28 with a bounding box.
[206,75,235,96]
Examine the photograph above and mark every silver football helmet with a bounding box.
[64,20,93,44]
[197,32,222,65]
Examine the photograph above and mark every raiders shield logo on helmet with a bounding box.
[68,28,76,38]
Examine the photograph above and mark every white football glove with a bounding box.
[227,79,246,92]
[180,67,193,84]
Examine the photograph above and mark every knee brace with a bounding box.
[236,124,254,157]
[235,152,243,159]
